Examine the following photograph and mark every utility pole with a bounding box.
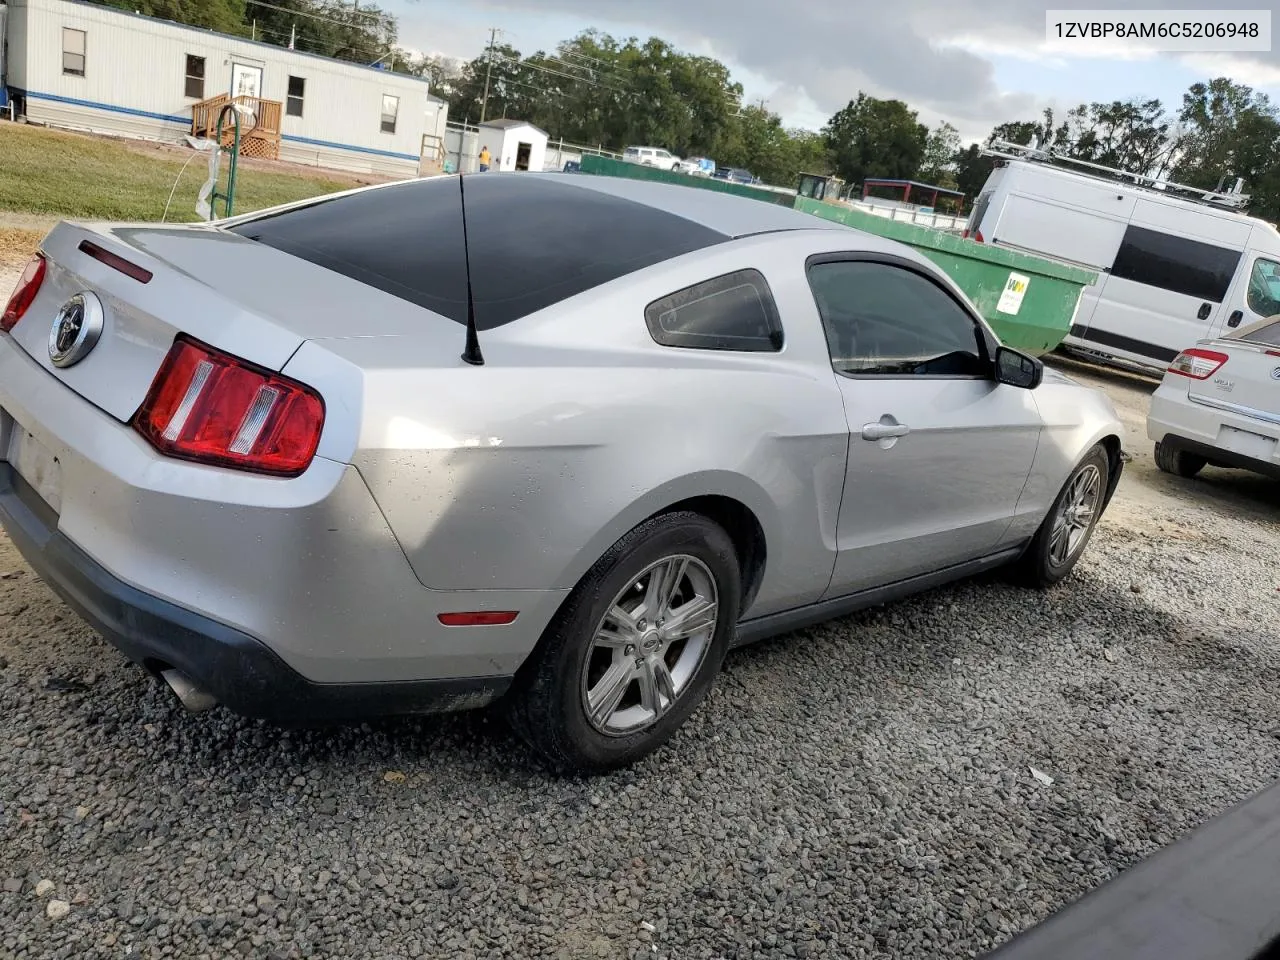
[479,27,499,123]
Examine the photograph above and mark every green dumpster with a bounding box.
[793,197,1097,356]
[576,154,796,207]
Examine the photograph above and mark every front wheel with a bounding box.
[1012,444,1110,588]
[507,511,741,773]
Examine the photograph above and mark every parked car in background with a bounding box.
[713,167,757,185]
[0,173,1124,773]
[623,146,682,171]
[1147,314,1280,480]
[679,157,716,177]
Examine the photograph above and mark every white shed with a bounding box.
[2,0,431,177]
[476,119,548,173]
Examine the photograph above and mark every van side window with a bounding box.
[645,269,784,352]
[1246,257,1280,319]
[807,259,987,377]
[1109,225,1241,303]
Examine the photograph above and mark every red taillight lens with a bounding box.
[437,612,520,627]
[1168,347,1229,380]
[1,254,48,333]
[133,337,325,477]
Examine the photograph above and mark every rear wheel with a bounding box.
[1012,444,1109,588]
[508,511,740,773]
[1154,440,1206,478]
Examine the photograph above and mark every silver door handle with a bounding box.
[862,421,910,441]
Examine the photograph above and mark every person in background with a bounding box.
[478,145,491,172]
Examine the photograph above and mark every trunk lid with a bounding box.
[1187,335,1280,420]
[12,221,446,423]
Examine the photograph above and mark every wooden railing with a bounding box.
[191,94,282,160]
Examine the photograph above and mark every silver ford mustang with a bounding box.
[0,174,1123,771]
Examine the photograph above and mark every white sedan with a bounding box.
[1148,316,1280,480]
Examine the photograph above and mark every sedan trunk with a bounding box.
[10,221,446,424]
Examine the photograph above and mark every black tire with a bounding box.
[1154,440,1206,478]
[1012,444,1110,588]
[507,511,741,773]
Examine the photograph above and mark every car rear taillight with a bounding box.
[1,254,48,333]
[133,337,325,477]
[1168,347,1229,380]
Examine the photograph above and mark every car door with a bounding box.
[1220,252,1280,335]
[807,254,1043,598]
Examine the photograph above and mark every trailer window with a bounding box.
[1110,225,1240,303]
[184,55,205,99]
[286,76,305,118]
[380,95,398,134]
[62,28,86,77]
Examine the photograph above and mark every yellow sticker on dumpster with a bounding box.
[997,273,1030,315]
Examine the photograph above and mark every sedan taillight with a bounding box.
[1167,347,1229,380]
[133,337,325,477]
[1,254,48,333]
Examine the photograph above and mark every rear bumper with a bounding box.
[1148,383,1280,479]
[0,464,511,723]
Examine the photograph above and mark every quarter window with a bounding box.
[1246,257,1280,319]
[807,259,987,377]
[62,28,86,77]
[184,54,205,99]
[1109,225,1241,303]
[645,270,783,352]
[380,94,398,134]
[286,76,305,117]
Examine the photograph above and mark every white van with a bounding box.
[965,147,1280,375]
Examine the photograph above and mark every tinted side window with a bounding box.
[807,260,987,377]
[646,270,783,352]
[1110,225,1241,302]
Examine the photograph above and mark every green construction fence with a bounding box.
[578,154,796,206]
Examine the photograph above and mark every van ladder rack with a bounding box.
[981,139,1251,211]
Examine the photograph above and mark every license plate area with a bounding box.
[7,426,63,514]
[1217,424,1277,463]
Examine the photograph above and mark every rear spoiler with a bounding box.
[985,778,1280,959]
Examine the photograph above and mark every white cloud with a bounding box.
[1179,53,1280,89]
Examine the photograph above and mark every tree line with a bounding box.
[94,0,1280,221]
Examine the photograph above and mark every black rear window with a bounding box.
[229,175,727,329]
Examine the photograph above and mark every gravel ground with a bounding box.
[1,359,1279,960]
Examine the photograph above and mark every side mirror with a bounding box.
[995,346,1044,389]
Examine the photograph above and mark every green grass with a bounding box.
[0,123,356,222]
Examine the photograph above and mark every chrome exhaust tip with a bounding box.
[160,669,217,713]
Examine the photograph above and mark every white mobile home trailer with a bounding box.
[966,151,1280,375]
[2,0,430,176]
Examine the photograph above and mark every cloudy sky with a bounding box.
[384,0,1280,143]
